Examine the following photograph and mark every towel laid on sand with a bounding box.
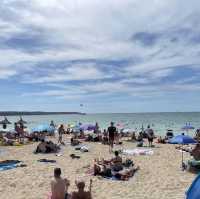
[0,160,23,171]
[38,159,56,163]
[122,148,153,156]
[75,145,89,152]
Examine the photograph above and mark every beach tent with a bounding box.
[169,134,197,169]
[32,124,55,134]
[186,174,200,199]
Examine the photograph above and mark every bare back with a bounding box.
[72,191,92,199]
[51,178,69,199]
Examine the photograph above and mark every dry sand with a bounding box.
[0,136,196,199]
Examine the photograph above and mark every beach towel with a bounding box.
[186,174,200,199]
[0,160,21,171]
[122,148,153,156]
[55,153,63,157]
[38,159,56,163]
[75,145,89,152]
[80,146,89,152]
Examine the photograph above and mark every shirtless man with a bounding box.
[51,168,70,199]
[108,122,116,153]
[58,125,65,144]
[111,150,123,171]
[71,179,92,199]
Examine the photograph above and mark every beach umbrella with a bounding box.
[186,174,200,199]
[181,123,195,135]
[32,124,55,134]
[17,116,27,124]
[182,125,195,130]
[169,134,197,169]
[0,117,11,125]
[79,124,95,131]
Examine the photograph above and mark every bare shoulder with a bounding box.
[51,179,56,184]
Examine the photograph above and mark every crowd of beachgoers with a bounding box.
[1,117,200,199]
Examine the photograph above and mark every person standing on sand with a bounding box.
[108,122,117,153]
[51,168,70,199]
[71,179,92,199]
[58,124,65,144]
[145,125,154,147]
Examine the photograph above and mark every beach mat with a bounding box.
[38,159,56,163]
[122,148,153,156]
[0,160,21,171]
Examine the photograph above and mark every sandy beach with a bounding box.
[0,136,196,199]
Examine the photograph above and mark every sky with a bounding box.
[0,0,200,113]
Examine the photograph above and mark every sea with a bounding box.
[0,112,200,136]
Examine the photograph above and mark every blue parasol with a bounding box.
[186,174,200,199]
[169,134,197,170]
[79,124,96,131]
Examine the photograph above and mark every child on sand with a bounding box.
[71,179,92,199]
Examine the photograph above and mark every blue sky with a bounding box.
[0,0,200,113]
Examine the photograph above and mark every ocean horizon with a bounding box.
[1,112,199,136]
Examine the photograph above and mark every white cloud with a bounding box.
[1,0,200,105]
[0,67,17,79]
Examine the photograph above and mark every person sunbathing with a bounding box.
[94,151,123,173]
[114,166,140,181]
[110,151,123,171]
[71,138,81,146]
[94,160,112,177]
[51,168,70,199]
[71,179,92,199]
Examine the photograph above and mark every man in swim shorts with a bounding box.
[108,122,116,152]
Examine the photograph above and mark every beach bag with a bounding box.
[123,159,134,167]
[104,168,112,177]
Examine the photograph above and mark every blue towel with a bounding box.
[0,164,17,171]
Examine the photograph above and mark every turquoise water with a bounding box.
[0,112,200,136]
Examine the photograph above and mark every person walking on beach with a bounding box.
[58,124,65,144]
[71,179,92,199]
[51,168,70,199]
[108,122,116,153]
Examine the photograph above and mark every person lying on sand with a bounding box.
[71,138,81,146]
[110,151,123,171]
[114,166,140,181]
[51,168,70,199]
[93,151,123,176]
[71,179,92,199]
